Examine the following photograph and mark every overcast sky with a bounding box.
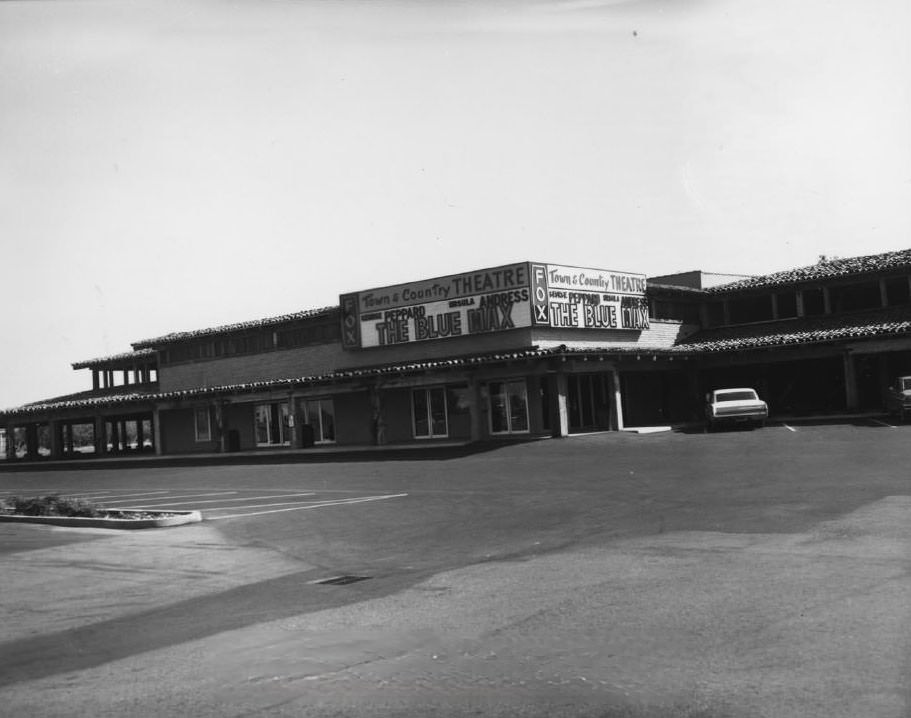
[1,0,909,408]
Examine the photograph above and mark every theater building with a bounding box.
[3,249,911,461]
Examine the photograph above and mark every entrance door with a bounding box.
[489,380,529,434]
[567,374,611,432]
[412,387,448,438]
[255,402,290,446]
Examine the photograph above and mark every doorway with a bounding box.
[567,374,612,432]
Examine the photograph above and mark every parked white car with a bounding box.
[886,376,911,422]
[705,388,769,430]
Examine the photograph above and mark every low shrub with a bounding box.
[1,494,102,518]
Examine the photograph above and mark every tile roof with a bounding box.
[707,248,911,294]
[71,348,157,370]
[2,392,160,416]
[7,297,911,418]
[678,305,911,352]
[131,306,338,349]
[1,344,689,417]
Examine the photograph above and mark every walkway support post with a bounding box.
[369,385,387,446]
[843,352,859,411]
[152,408,163,455]
[214,401,226,453]
[550,372,569,438]
[611,369,625,431]
[4,424,15,460]
[48,420,62,459]
[94,416,105,455]
[468,378,483,442]
[25,424,39,460]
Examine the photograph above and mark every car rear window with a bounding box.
[715,390,757,402]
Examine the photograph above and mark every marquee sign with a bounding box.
[340,261,648,349]
[531,263,650,332]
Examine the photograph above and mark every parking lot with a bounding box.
[1,421,909,717]
[0,486,409,522]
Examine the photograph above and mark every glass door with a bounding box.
[412,387,448,438]
[489,380,529,434]
[255,402,290,445]
[304,399,336,443]
[568,374,611,432]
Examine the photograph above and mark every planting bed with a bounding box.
[0,494,202,530]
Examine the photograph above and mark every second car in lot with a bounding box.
[705,388,769,430]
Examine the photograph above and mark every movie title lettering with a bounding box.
[415,312,462,340]
[549,302,579,327]
[468,302,516,334]
[374,317,410,345]
[583,304,618,328]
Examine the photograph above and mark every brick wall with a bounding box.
[333,392,373,446]
[158,343,349,392]
[337,328,537,369]
[158,321,696,394]
[160,407,218,454]
[532,320,698,351]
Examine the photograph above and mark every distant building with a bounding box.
[646,270,753,290]
[3,250,911,461]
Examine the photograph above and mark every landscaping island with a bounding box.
[0,494,202,529]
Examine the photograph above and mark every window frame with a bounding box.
[254,401,291,447]
[488,379,530,435]
[305,398,336,444]
[411,387,449,439]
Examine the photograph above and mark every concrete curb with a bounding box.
[0,510,202,530]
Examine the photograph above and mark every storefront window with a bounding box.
[489,380,529,434]
[255,402,290,445]
[305,399,335,443]
[412,388,448,438]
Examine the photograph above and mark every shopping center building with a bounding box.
[3,248,911,461]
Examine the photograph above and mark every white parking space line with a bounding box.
[202,498,332,512]
[781,423,797,432]
[102,491,315,507]
[870,418,896,428]
[2,489,153,498]
[74,490,183,499]
[35,490,172,500]
[99,491,249,505]
[207,493,408,520]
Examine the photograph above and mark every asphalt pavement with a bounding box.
[1,421,909,717]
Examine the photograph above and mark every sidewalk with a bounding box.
[0,438,491,472]
[0,412,898,472]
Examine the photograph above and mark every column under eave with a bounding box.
[4,423,15,460]
[48,420,62,459]
[844,352,859,411]
[94,415,106,455]
[551,372,569,438]
[611,369,625,431]
[215,401,226,453]
[153,407,163,455]
[468,377,483,442]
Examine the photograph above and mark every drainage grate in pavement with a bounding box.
[312,575,372,586]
